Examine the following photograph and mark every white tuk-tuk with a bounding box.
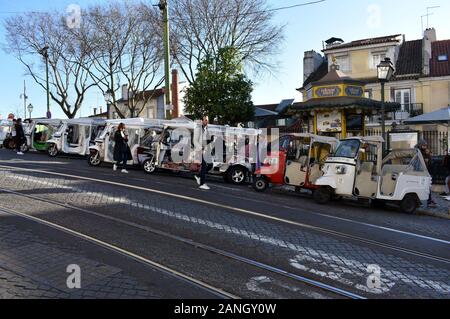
[0,120,13,148]
[47,118,107,157]
[313,136,432,214]
[23,119,64,152]
[87,118,169,167]
[141,122,261,185]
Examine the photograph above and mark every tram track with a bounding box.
[0,204,237,300]
[0,187,365,299]
[0,164,449,266]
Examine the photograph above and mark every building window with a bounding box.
[334,55,350,72]
[371,52,386,69]
[438,55,448,62]
[146,107,154,119]
[364,89,373,99]
[394,89,411,110]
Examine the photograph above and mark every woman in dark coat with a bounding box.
[15,118,26,155]
[113,123,131,173]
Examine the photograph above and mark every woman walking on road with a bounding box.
[14,118,25,155]
[113,123,131,174]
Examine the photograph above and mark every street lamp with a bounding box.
[103,89,113,119]
[27,103,34,120]
[377,57,395,152]
[39,46,51,119]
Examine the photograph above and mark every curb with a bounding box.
[417,209,450,220]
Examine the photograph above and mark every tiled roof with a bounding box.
[323,34,402,51]
[395,40,423,77]
[430,40,450,77]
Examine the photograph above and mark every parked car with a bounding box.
[252,133,338,192]
[313,136,432,214]
[47,118,106,157]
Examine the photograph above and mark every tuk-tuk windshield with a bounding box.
[334,139,360,159]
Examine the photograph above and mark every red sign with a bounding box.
[7,113,14,120]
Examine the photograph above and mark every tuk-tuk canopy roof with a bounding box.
[64,118,107,126]
[288,133,339,145]
[208,125,262,136]
[383,149,418,164]
[343,136,385,144]
[28,119,63,126]
[106,118,175,127]
[0,120,13,126]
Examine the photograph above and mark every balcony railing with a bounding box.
[388,103,424,121]
[368,103,424,124]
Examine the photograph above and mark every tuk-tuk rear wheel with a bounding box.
[143,158,156,174]
[88,151,101,166]
[228,166,247,185]
[314,187,332,205]
[48,144,58,157]
[400,194,419,214]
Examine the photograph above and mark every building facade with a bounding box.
[299,29,450,130]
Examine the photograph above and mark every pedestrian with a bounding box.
[194,116,211,190]
[441,154,450,196]
[417,139,437,208]
[14,118,25,155]
[113,123,131,174]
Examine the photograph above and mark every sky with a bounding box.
[0,0,449,119]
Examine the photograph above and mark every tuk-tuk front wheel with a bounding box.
[253,176,268,192]
[88,151,101,167]
[314,187,333,205]
[400,194,419,214]
[143,158,157,174]
[47,144,58,157]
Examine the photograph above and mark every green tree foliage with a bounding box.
[184,47,255,126]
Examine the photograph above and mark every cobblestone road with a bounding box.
[0,167,448,299]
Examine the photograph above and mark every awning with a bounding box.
[404,107,450,124]
[288,97,400,114]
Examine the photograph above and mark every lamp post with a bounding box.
[27,103,33,120]
[39,46,51,119]
[377,57,395,152]
[103,89,113,119]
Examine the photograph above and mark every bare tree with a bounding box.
[117,4,165,118]
[80,2,164,118]
[4,12,96,118]
[170,0,284,84]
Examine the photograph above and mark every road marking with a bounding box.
[1,164,449,253]
[0,205,238,299]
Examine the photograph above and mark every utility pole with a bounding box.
[158,0,172,119]
[39,46,51,119]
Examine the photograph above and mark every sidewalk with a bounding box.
[419,192,450,220]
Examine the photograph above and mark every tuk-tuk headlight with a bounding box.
[336,165,347,175]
